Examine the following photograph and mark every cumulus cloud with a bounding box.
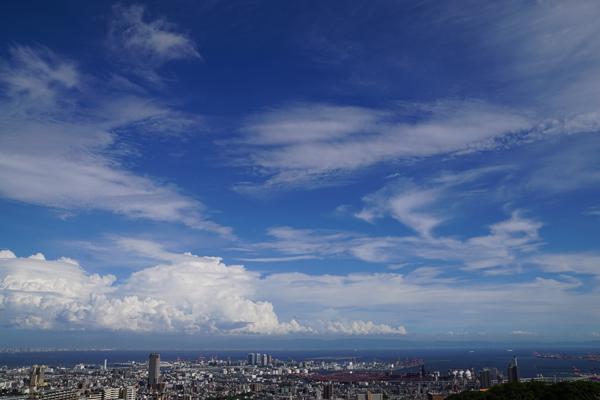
[3,242,599,335]
[0,250,16,259]
[0,248,304,334]
[0,245,414,336]
[0,45,230,236]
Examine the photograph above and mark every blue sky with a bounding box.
[1,0,600,347]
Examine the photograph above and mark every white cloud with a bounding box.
[356,181,442,237]
[249,212,542,273]
[259,270,595,333]
[584,207,600,217]
[350,212,543,272]
[531,253,600,276]
[324,320,407,335]
[521,135,600,193]
[241,103,385,145]
[406,267,455,284]
[0,250,16,259]
[2,242,599,335]
[0,45,230,236]
[233,100,531,190]
[355,167,507,237]
[511,330,537,336]
[0,248,303,335]
[482,0,600,117]
[108,4,200,81]
[230,1,600,194]
[236,255,318,263]
[0,245,413,336]
[0,45,79,106]
[252,226,356,258]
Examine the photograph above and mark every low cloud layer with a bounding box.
[2,238,599,337]
[0,248,299,334]
[0,246,405,336]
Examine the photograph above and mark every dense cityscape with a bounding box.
[1,351,599,400]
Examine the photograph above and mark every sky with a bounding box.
[1,0,600,348]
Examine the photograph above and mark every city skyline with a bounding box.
[1,0,600,347]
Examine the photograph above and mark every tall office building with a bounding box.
[247,353,256,365]
[507,356,519,383]
[323,384,334,400]
[480,368,491,388]
[29,365,46,389]
[148,353,161,387]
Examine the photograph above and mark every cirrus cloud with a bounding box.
[108,4,201,82]
[0,44,231,236]
[232,100,532,191]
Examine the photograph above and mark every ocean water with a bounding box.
[1,348,599,378]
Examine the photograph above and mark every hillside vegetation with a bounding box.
[446,381,600,400]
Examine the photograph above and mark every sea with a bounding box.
[2,348,600,378]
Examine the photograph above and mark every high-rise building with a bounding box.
[507,356,519,383]
[121,386,136,400]
[148,353,161,387]
[247,353,256,365]
[261,353,268,366]
[102,388,120,400]
[103,359,107,371]
[480,368,491,388]
[86,392,103,400]
[29,365,46,389]
[40,389,79,400]
[323,384,334,400]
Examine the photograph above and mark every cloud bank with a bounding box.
[0,246,405,336]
